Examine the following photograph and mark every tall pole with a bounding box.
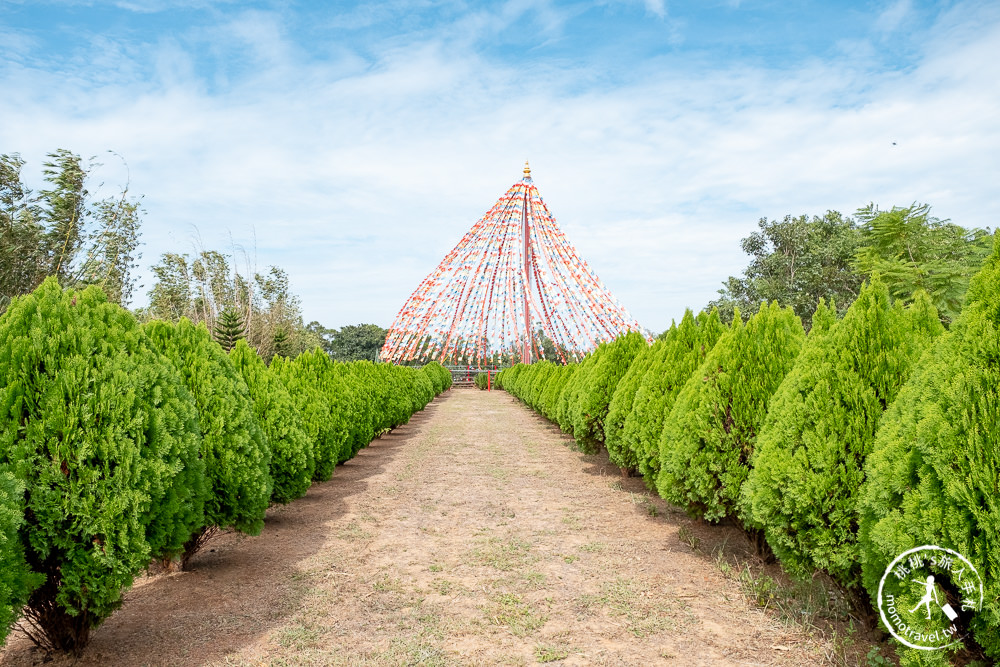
[521,160,532,364]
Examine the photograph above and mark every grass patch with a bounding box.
[534,643,570,662]
[483,592,548,637]
[466,536,534,571]
[734,562,851,626]
[580,577,676,638]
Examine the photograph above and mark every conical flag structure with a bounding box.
[380,163,646,365]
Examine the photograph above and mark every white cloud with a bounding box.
[2,3,998,334]
[876,0,913,33]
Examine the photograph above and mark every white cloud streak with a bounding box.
[1,2,998,333]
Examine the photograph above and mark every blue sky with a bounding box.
[2,0,998,333]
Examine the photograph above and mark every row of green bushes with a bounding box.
[497,236,1000,666]
[0,278,450,654]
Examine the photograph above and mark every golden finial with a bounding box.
[523,160,531,179]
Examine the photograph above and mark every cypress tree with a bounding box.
[0,279,205,651]
[742,286,942,591]
[605,340,660,473]
[624,309,726,483]
[556,348,602,436]
[657,302,804,534]
[858,234,1000,662]
[270,349,346,480]
[212,308,245,352]
[229,340,313,504]
[540,364,577,422]
[144,318,271,566]
[571,332,648,453]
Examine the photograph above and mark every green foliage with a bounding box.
[853,203,992,325]
[270,349,347,480]
[604,341,660,471]
[708,212,863,328]
[657,302,804,525]
[539,364,577,421]
[567,332,648,452]
[474,371,489,390]
[555,350,602,435]
[229,340,313,504]
[0,278,205,651]
[858,233,1000,662]
[144,319,271,542]
[213,308,245,352]
[743,282,943,590]
[420,361,447,394]
[328,323,388,362]
[1,150,144,312]
[622,309,726,482]
[0,469,32,646]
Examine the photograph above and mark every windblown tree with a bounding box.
[145,252,316,361]
[0,150,143,313]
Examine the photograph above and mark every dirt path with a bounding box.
[1,389,857,666]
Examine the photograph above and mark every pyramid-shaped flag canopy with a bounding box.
[380,162,646,365]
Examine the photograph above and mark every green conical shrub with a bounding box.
[0,279,205,652]
[858,234,1000,663]
[622,309,726,482]
[540,364,578,422]
[556,349,601,436]
[743,286,942,591]
[144,318,271,564]
[657,302,804,528]
[604,341,660,473]
[568,332,648,452]
[270,349,347,479]
[229,340,313,504]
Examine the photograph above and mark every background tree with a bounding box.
[327,323,388,361]
[213,308,245,352]
[853,202,991,324]
[708,212,863,328]
[0,150,144,312]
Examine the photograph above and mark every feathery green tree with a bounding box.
[213,308,245,352]
[604,341,660,473]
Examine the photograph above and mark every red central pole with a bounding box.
[522,161,532,364]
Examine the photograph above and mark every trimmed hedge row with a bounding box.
[0,278,446,653]
[498,248,1000,664]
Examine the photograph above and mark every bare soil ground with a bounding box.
[0,389,884,666]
